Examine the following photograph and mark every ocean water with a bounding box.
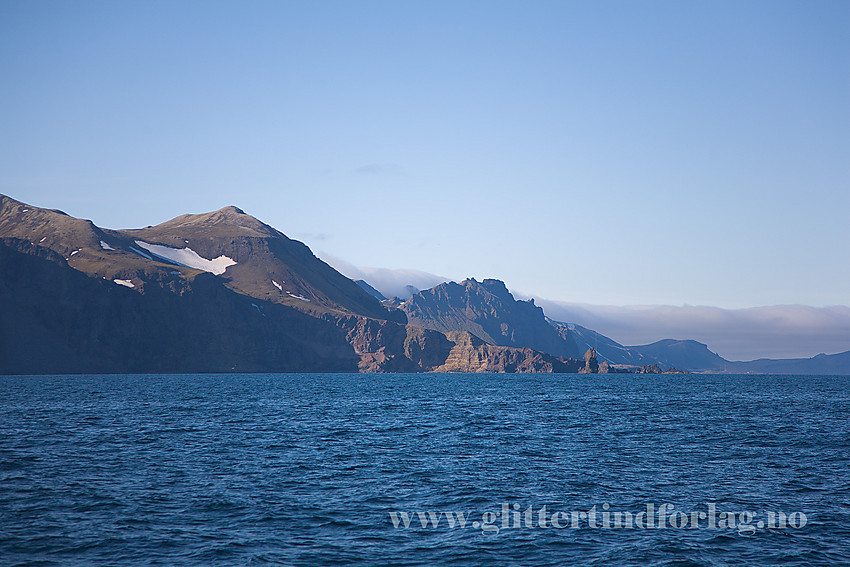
[1,373,848,566]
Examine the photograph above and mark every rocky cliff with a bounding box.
[401,278,587,358]
[433,331,581,373]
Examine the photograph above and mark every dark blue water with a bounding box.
[1,373,848,566]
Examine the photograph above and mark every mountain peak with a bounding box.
[647,338,710,350]
[138,205,278,238]
[219,205,245,215]
[480,278,510,296]
[403,276,580,358]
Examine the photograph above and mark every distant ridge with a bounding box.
[536,299,850,363]
[628,339,727,372]
[728,350,850,375]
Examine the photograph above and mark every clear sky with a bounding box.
[2,0,848,308]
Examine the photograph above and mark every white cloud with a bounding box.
[352,163,404,175]
[318,253,450,299]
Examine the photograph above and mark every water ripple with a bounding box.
[0,373,848,565]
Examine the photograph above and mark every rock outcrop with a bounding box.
[578,348,600,373]
[434,332,580,373]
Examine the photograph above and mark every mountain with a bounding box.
[0,195,573,374]
[401,278,584,358]
[4,195,846,375]
[121,206,405,322]
[627,339,727,372]
[0,239,367,373]
[0,197,400,322]
[395,277,850,374]
[400,278,660,367]
[728,351,850,375]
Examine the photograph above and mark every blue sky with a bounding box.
[2,0,848,308]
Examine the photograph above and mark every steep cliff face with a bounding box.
[402,278,585,358]
[332,315,418,372]
[578,348,600,373]
[434,331,581,373]
[330,316,575,373]
[403,326,455,372]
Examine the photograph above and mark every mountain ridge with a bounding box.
[401,278,583,358]
[3,194,847,375]
[1,195,579,374]
[400,278,669,368]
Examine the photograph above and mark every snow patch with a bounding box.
[129,246,153,260]
[134,241,236,275]
[100,240,115,251]
[70,250,80,256]
[39,237,47,243]
[272,280,283,291]
[170,270,181,275]
[287,292,311,302]
[114,279,134,288]
[22,209,29,213]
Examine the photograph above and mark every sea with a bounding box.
[1,373,848,566]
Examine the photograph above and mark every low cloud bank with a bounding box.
[318,254,450,300]
[535,300,850,361]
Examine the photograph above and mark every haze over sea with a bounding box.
[1,373,848,566]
